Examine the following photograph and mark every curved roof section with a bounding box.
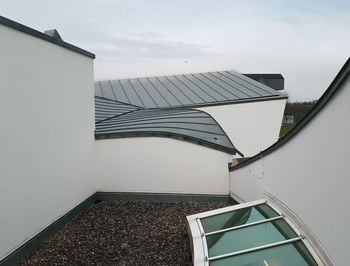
[95,70,286,109]
[95,96,140,123]
[95,97,242,155]
[230,57,350,171]
[0,15,95,59]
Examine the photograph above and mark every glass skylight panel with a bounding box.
[187,200,321,266]
[210,242,317,266]
[200,203,279,233]
[207,219,297,257]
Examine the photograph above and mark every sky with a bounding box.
[1,0,350,101]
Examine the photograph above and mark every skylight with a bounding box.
[187,200,322,266]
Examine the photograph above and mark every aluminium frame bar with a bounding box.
[187,199,267,221]
[208,236,303,261]
[195,218,209,265]
[205,215,284,236]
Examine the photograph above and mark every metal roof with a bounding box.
[95,96,140,123]
[95,70,285,109]
[95,97,241,155]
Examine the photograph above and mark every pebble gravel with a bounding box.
[18,201,228,266]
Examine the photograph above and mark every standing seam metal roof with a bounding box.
[95,70,285,109]
[95,96,242,155]
[95,96,140,123]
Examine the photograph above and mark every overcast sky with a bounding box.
[2,0,349,101]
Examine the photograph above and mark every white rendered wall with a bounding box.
[230,76,350,265]
[197,99,286,157]
[0,25,95,259]
[95,137,231,194]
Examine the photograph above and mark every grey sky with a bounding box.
[1,0,349,101]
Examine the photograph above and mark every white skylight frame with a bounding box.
[186,199,325,266]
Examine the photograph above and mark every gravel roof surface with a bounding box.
[18,201,229,266]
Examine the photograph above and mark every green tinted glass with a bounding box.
[207,219,297,257]
[210,241,318,266]
[201,203,279,233]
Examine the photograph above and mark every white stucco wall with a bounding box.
[230,75,350,265]
[0,25,95,259]
[95,137,231,194]
[197,99,286,157]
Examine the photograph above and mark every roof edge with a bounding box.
[95,95,288,110]
[230,58,350,171]
[243,73,284,79]
[95,96,144,109]
[198,108,244,157]
[0,15,95,59]
[95,131,238,155]
[192,95,288,109]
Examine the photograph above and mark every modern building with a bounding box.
[225,58,350,265]
[243,73,284,91]
[0,15,96,263]
[2,14,347,266]
[95,72,287,159]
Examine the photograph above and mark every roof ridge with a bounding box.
[95,69,242,82]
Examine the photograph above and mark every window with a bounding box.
[187,200,321,266]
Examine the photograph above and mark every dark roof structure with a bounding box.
[244,73,284,91]
[230,58,350,171]
[0,15,95,59]
[95,70,286,109]
[94,70,290,155]
[95,96,140,123]
[44,29,63,41]
[95,97,242,155]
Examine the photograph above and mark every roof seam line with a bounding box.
[181,74,217,101]
[217,71,264,97]
[198,73,240,99]
[108,80,118,101]
[118,80,132,105]
[128,79,147,108]
[95,109,140,124]
[173,75,207,103]
[225,71,276,95]
[146,77,173,107]
[155,77,183,105]
[101,115,208,124]
[164,76,195,104]
[208,72,252,98]
[190,73,230,101]
[137,79,160,108]
[99,81,105,98]
[95,96,143,108]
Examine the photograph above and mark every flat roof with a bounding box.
[0,15,95,59]
[95,70,286,109]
